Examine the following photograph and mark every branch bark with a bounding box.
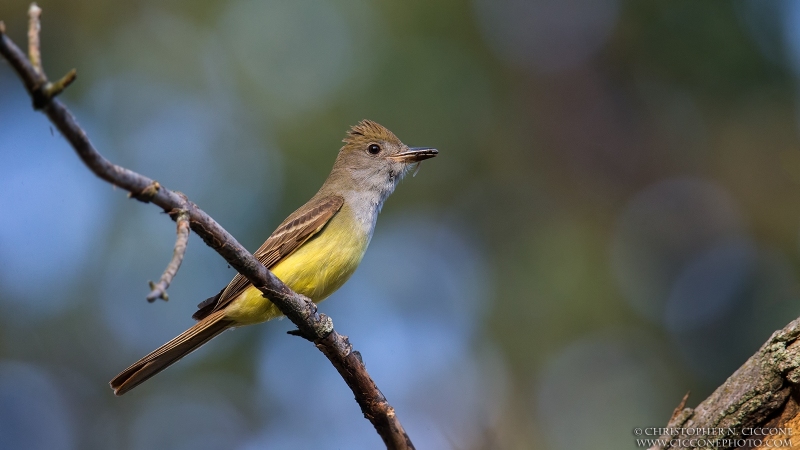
[649,318,800,450]
[147,208,190,302]
[0,7,413,449]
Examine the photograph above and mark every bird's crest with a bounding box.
[343,119,400,147]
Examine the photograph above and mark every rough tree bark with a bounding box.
[0,5,413,449]
[648,318,800,450]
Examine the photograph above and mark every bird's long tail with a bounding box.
[110,309,233,396]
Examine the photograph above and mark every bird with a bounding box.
[110,119,438,395]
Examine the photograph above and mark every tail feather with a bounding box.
[110,310,232,396]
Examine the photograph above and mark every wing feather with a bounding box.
[192,195,344,320]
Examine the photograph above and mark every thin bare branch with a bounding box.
[147,209,190,302]
[1,20,38,94]
[0,10,413,449]
[3,4,77,109]
[44,68,77,99]
[27,3,42,77]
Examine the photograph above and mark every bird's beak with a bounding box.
[389,147,439,163]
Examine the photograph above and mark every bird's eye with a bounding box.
[367,144,381,155]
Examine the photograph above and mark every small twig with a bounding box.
[27,3,42,78]
[44,68,77,98]
[147,209,190,302]
[18,3,78,110]
[668,391,690,423]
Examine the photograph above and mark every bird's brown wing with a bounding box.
[192,195,344,320]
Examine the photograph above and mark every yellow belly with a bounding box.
[223,207,369,325]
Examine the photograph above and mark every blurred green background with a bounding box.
[2,0,800,449]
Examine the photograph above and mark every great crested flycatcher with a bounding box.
[110,120,437,395]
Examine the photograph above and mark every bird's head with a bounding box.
[331,120,437,194]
